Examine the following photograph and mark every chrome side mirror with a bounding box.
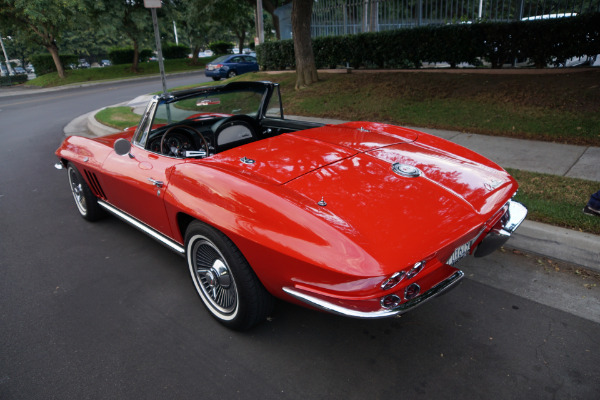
[114,138,132,156]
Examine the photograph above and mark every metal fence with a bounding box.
[311,0,600,36]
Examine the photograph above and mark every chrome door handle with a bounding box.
[148,178,164,188]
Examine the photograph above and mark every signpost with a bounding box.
[144,0,168,96]
[256,0,264,44]
[0,33,15,78]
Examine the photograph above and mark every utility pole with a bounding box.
[256,0,264,44]
[173,21,179,45]
[0,32,15,76]
[144,0,168,96]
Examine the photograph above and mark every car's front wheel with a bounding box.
[227,70,237,78]
[67,163,104,221]
[185,221,273,330]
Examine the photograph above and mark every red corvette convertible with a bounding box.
[55,81,527,330]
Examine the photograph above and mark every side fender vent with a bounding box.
[84,170,106,199]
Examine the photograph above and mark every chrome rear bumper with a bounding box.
[283,270,464,319]
[474,200,527,257]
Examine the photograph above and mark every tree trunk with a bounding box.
[291,0,318,89]
[46,42,65,79]
[27,23,65,79]
[272,13,281,40]
[237,30,246,54]
[261,0,281,39]
[191,44,200,65]
[131,40,140,73]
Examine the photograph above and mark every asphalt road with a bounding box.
[1,74,599,399]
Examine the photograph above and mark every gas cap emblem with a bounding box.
[392,163,421,178]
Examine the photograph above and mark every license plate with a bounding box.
[208,65,215,71]
[446,239,474,265]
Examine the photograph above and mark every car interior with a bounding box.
[144,88,324,159]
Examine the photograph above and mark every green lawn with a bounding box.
[95,106,142,130]
[262,71,600,146]
[508,169,600,235]
[95,69,600,145]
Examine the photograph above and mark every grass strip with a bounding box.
[162,70,600,146]
[264,72,600,146]
[95,106,141,130]
[508,168,600,235]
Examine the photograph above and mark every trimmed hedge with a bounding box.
[209,41,234,55]
[162,43,189,59]
[256,40,294,70]
[257,13,600,70]
[30,54,78,75]
[0,74,28,86]
[108,47,153,65]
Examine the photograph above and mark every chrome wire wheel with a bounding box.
[189,236,239,319]
[185,221,274,330]
[68,165,88,216]
[65,163,104,222]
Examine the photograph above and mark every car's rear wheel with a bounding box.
[67,163,104,221]
[185,221,273,330]
[227,70,237,78]
[211,76,221,81]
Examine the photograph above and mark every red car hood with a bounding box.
[209,121,515,216]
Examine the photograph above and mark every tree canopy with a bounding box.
[0,0,311,81]
[0,0,83,78]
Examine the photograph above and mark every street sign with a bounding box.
[144,0,161,8]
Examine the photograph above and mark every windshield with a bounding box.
[151,88,265,131]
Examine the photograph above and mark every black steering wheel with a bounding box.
[160,125,209,158]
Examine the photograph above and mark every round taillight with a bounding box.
[381,294,401,309]
[406,261,425,280]
[381,271,406,290]
[405,283,421,300]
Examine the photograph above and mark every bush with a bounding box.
[209,41,233,55]
[256,12,600,70]
[30,54,78,75]
[108,47,153,64]
[256,40,294,70]
[162,43,189,59]
[0,74,28,86]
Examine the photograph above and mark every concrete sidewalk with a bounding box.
[62,101,600,273]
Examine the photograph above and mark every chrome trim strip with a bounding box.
[98,200,185,254]
[283,270,464,319]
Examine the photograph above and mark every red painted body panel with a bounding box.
[56,119,518,313]
[100,148,176,236]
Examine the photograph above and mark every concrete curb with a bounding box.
[88,108,121,137]
[506,220,600,272]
